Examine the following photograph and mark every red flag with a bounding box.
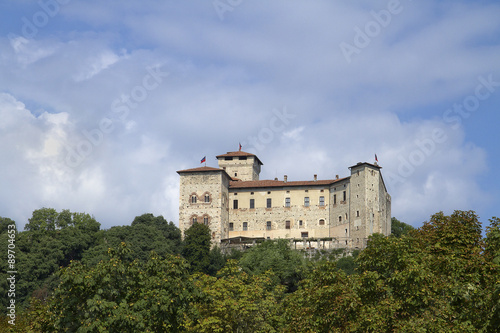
[375,154,378,162]
[239,143,242,151]
[200,156,206,164]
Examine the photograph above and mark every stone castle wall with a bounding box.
[178,153,391,249]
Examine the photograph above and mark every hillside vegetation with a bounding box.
[1,209,499,332]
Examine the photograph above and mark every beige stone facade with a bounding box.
[177,151,391,249]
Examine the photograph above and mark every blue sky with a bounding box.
[0,0,499,230]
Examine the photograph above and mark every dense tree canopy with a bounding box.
[1,209,499,332]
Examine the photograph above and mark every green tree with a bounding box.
[283,261,360,332]
[238,239,306,292]
[0,209,101,308]
[81,213,181,266]
[390,217,414,238]
[285,211,500,332]
[30,243,197,332]
[186,260,285,332]
[182,223,211,274]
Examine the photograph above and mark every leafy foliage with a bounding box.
[239,239,307,292]
[0,209,101,308]
[2,209,500,332]
[186,260,285,332]
[81,213,181,266]
[31,243,197,332]
[182,222,212,274]
[390,216,415,238]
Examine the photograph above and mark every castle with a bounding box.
[177,150,391,249]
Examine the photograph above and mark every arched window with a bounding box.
[319,219,325,225]
[191,195,197,204]
[205,194,210,203]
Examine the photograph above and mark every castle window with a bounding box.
[267,198,272,208]
[319,219,325,225]
[301,232,309,238]
[285,197,291,207]
[266,221,271,230]
[239,156,247,160]
[234,173,237,177]
[343,191,346,201]
[229,222,234,231]
[243,222,248,231]
[339,216,342,222]
[233,200,238,209]
[319,196,325,206]
[305,190,309,193]
[250,199,255,209]
[191,195,197,204]
[356,210,360,217]
[304,197,310,207]
[251,192,254,195]
[204,217,209,225]
[299,220,303,226]
[225,157,233,160]
[345,213,348,220]
[192,217,197,224]
[285,220,291,229]
[205,194,210,203]
[333,194,337,205]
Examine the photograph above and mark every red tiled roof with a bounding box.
[177,166,225,174]
[216,151,264,165]
[229,177,349,189]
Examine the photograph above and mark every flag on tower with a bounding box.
[239,142,242,151]
[200,156,206,164]
[375,154,378,162]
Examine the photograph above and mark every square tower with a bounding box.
[216,151,263,181]
[177,166,231,245]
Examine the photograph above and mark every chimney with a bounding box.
[335,174,339,179]
[314,174,317,182]
[284,175,288,183]
[274,177,278,181]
